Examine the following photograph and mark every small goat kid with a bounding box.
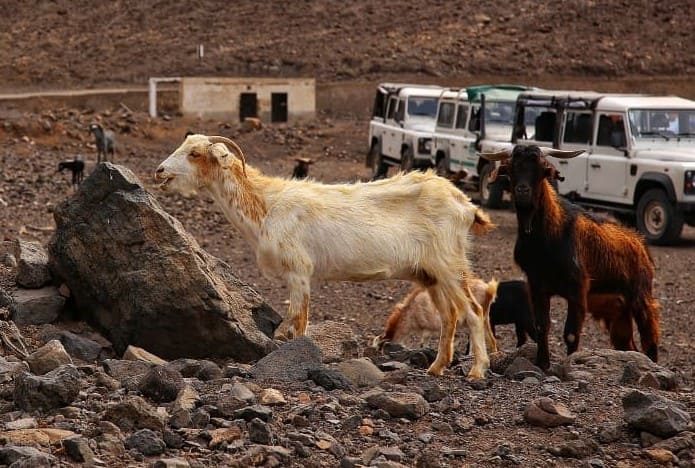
[478,145,660,370]
[373,277,500,354]
[57,158,85,188]
[155,134,494,378]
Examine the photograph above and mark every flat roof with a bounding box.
[598,95,695,110]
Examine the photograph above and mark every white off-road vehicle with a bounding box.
[482,90,695,244]
[366,83,442,179]
[430,85,534,207]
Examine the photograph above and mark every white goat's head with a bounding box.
[154,134,247,196]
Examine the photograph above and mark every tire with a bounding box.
[479,163,504,209]
[400,148,414,172]
[636,188,684,245]
[370,144,389,181]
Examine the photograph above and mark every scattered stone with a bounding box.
[490,343,539,375]
[504,356,543,381]
[152,459,191,468]
[25,339,72,375]
[229,382,256,403]
[378,361,409,372]
[576,380,590,393]
[233,404,273,422]
[338,358,384,387]
[365,391,429,420]
[249,417,274,444]
[11,286,65,325]
[419,381,447,402]
[125,428,166,456]
[523,397,576,427]
[623,389,691,437]
[138,365,185,403]
[644,448,675,464]
[14,365,82,411]
[307,320,360,363]
[0,428,75,447]
[259,388,286,406]
[63,436,95,463]
[308,366,354,390]
[102,358,153,384]
[251,336,323,381]
[1,252,17,268]
[208,426,242,448]
[652,431,695,454]
[55,330,104,361]
[123,345,167,365]
[0,357,28,383]
[5,418,37,430]
[14,240,51,288]
[548,439,598,459]
[168,358,221,380]
[620,361,641,384]
[0,445,56,466]
[102,395,165,431]
[598,424,624,444]
[173,385,200,413]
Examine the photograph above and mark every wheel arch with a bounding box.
[634,173,676,205]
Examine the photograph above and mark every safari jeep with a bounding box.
[366,83,442,179]
[430,85,534,207]
[482,91,695,244]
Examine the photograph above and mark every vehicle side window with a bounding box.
[437,102,455,128]
[534,111,556,142]
[394,99,405,122]
[468,106,480,132]
[597,114,626,147]
[455,104,469,129]
[386,97,397,120]
[564,112,593,144]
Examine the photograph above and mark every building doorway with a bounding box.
[271,93,288,122]
[239,93,258,122]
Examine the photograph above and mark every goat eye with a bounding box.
[189,152,200,158]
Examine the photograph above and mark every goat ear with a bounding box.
[544,164,565,182]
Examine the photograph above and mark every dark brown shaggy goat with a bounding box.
[479,145,660,370]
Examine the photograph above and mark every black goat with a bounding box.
[292,157,314,179]
[88,123,115,163]
[57,158,85,188]
[479,145,660,370]
[488,280,537,347]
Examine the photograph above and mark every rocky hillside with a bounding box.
[1,0,694,90]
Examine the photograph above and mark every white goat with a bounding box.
[154,135,494,378]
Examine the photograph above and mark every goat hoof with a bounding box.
[426,363,445,377]
[274,321,297,341]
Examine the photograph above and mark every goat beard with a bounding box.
[514,204,536,235]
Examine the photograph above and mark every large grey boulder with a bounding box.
[623,390,691,437]
[47,163,281,362]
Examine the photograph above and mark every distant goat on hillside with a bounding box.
[57,157,85,188]
[88,123,115,163]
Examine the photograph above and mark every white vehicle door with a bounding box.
[556,111,592,196]
[585,113,629,202]
[449,103,475,173]
[383,97,404,159]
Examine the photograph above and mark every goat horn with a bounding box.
[539,147,586,159]
[476,148,512,161]
[208,136,247,176]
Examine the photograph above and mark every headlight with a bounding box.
[685,170,695,195]
[418,138,432,154]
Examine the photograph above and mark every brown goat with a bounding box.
[479,145,660,370]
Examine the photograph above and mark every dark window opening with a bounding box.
[271,93,288,122]
[239,93,258,122]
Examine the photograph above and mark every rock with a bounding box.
[597,423,624,443]
[152,459,191,468]
[208,427,242,448]
[504,356,543,381]
[652,431,695,454]
[1,253,17,268]
[249,417,274,444]
[229,382,256,404]
[307,320,359,363]
[168,358,221,380]
[365,391,429,420]
[0,445,56,466]
[123,345,167,365]
[14,240,51,288]
[125,428,166,456]
[63,436,95,463]
[251,336,323,381]
[0,428,75,447]
[241,117,263,132]
[233,404,273,422]
[419,381,448,402]
[55,331,104,361]
[138,365,185,403]
[102,395,165,431]
[14,365,82,411]
[490,343,539,374]
[644,448,675,464]
[523,398,576,427]
[548,439,598,458]
[11,286,65,325]
[259,388,286,406]
[172,385,200,413]
[623,389,691,437]
[48,163,281,361]
[0,356,28,383]
[102,358,152,382]
[561,349,677,390]
[5,418,37,430]
[25,339,72,375]
[308,367,354,390]
[337,358,384,387]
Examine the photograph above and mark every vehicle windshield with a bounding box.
[484,101,515,124]
[407,97,439,118]
[628,109,695,139]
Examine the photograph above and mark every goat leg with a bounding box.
[275,273,311,340]
[530,287,551,370]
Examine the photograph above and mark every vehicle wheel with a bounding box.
[400,148,414,173]
[479,164,504,209]
[636,188,684,245]
[370,144,389,181]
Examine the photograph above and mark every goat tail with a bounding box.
[484,278,499,308]
[471,208,495,235]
